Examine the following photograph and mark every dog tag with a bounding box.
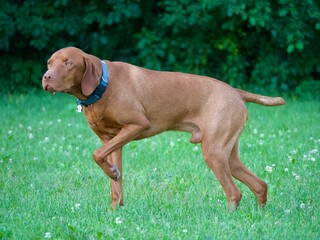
[77,104,83,112]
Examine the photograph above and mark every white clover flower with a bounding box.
[295,175,301,180]
[45,232,51,238]
[8,130,12,135]
[75,203,80,209]
[169,141,175,147]
[309,149,318,154]
[300,203,305,209]
[136,226,147,233]
[182,229,188,233]
[291,150,298,155]
[285,209,291,215]
[27,126,32,131]
[28,133,34,139]
[284,168,289,172]
[44,137,49,143]
[266,166,273,173]
[253,128,258,134]
[193,146,199,151]
[115,217,122,224]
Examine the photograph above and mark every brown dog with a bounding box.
[42,46,285,210]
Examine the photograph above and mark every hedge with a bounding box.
[1,0,319,93]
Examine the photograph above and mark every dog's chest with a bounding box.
[84,106,121,139]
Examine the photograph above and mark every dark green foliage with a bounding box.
[1,0,319,93]
[295,80,320,100]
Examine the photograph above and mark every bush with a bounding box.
[295,80,320,100]
[1,0,319,93]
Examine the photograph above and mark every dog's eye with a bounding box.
[64,60,73,67]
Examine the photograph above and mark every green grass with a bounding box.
[1,92,319,239]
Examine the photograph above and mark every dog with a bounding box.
[42,46,285,210]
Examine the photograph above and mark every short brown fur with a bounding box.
[42,47,285,210]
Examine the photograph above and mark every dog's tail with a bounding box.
[236,89,286,106]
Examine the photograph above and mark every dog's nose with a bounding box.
[42,72,54,91]
[43,74,52,80]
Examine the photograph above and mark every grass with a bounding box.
[0,92,319,239]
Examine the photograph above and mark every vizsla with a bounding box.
[42,47,285,211]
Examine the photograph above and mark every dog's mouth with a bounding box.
[44,84,56,95]
[45,84,71,95]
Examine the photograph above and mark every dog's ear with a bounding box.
[81,54,102,97]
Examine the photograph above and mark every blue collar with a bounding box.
[77,61,109,107]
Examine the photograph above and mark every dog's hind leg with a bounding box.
[229,140,267,207]
[201,136,242,211]
[199,97,249,211]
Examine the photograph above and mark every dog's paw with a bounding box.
[111,166,121,181]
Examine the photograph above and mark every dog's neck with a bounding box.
[76,61,109,108]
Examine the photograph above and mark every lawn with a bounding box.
[0,92,319,239]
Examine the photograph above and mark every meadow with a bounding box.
[0,92,319,239]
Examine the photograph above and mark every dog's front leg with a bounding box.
[93,123,150,180]
[108,148,123,209]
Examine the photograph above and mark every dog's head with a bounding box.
[42,46,102,98]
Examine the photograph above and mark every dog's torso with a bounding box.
[84,61,245,144]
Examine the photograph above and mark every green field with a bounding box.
[1,93,319,239]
